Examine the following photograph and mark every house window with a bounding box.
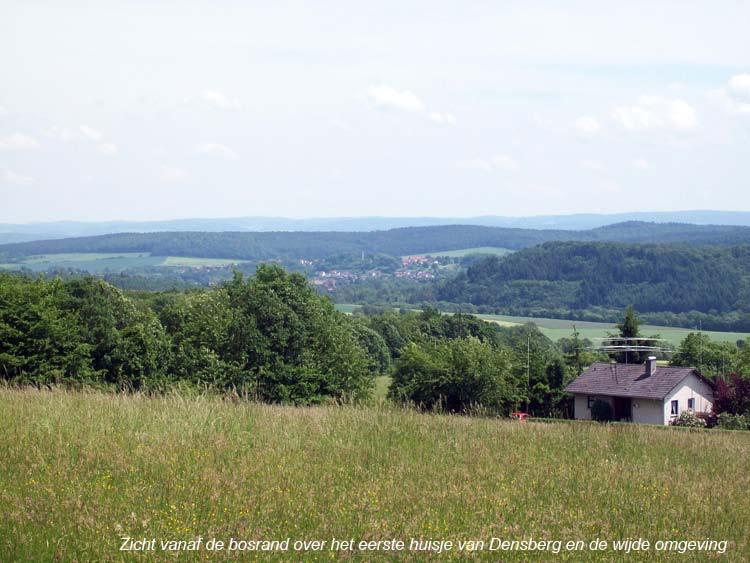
[587,396,595,409]
[670,400,679,416]
[688,398,695,411]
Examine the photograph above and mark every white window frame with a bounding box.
[687,398,695,411]
[670,399,679,416]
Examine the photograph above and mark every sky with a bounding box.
[1,1,750,222]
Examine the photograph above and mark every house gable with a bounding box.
[568,363,715,425]
[565,362,699,401]
[663,373,714,424]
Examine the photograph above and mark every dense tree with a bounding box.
[389,338,520,413]
[0,275,91,383]
[170,266,375,403]
[349,320,391,375]
[713,373,750,417]
[608,306,649,364]
[670,332,738,377]
[558,326,600,375]
[0,268,376,403]
[431,242,750,330]
[56,277,171,387]
[6,222,750,263]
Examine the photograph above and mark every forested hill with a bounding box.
[4,221,750,260]
[0,226,563,260]
[438,241,750,318]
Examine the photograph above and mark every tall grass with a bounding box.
[1,388,748,560]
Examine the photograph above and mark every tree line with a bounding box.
[0,268,600,416]
[5,222,750,262]
[3,267,750,422]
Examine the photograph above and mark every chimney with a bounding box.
[646,356,657,377]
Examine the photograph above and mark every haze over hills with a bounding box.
[3,210,750,244]
[4,221,750,262]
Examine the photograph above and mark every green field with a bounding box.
[334,305,749,347]
[1,388,747,561]
[403,247,514,258]
[0,253,246,272]
[473,313,749,347]
[160,256,246,267]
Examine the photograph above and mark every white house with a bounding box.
[565,356,714,425]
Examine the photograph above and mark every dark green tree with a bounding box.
[389,337,520,414]
[670,332,737,377]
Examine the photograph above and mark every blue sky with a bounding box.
[1,1,749,222]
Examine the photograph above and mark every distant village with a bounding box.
[311,255,440,291]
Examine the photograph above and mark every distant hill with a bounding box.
[438,241,750,320]
[3,210,750,242]
[4,222,750,262]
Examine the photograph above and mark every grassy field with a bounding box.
[472,313,749,347]
[1,388,748,561]
[0,253,246,272]
[161,256,247,267]
[334,304,749,347]
[403,247,514,258]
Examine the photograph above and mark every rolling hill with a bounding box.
[4,209,750,243]
[437,241,750,323]
[4,221,750,262]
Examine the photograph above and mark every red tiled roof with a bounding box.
[565,362,700,400]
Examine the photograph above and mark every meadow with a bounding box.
[0,252,246,272]
[1,388,749,561]
[335,305,749,347]
[472,313,749,347]
[402,246,514,258]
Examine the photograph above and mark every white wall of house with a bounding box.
[573,394,613,420]
[573,375,714,425]
[575,395,663,424]
[573,394,590,420]
[663,373,714,425]
[631,399,664,424]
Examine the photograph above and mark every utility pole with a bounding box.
[526,335,531,413]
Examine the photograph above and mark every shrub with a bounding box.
[590,399,613,423]
[670,410,706,428]
[713,373,750,417]
[716,413,750,431]
[389,337,520,414]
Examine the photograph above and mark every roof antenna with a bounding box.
[610,359,617,383]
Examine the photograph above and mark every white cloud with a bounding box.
[575,115,600,136]
[492,154,519,172]
[367,85,456,126]
[459,154,518,172]
[428,112,456,125]
[0,133,39,150]
[160,166,190,182]
[711,75,750,116]
[728,74,750,102]
[47,125,121,150]
[367,85,425,112]
[633,157,649,170]
[44,126,78,142]
[0,106,7,117]
[196,143,239,159]
[1,166,34,185]
[599,180,622,194]
[457,158,493,172]
[96,142,118,155]
[613,96,697,132]
[79,125,104,141]
[200,89,241,110]
[580,159,605,172]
